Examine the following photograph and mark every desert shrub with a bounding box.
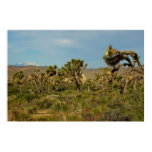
[36,97,55,109]
[101,87,144,121]
[81,110,93,121]
[85,79,98,91]
[102,109,133,121]
[24,94,39,103]
[49,101,70,113]
[56,85,66,92]
[102,98,132,121]
[100,96,109,105]
[66,115,80,121]
[27,106,37,114]
[11,108,20,117]
[58,103,69,112]
[11,108,31,121]
[91,108,103,121]
[124,86,144,121]
[16,113,32,121]
[15,93,39,104]
[8,85,19,96]
[52,102,61,112]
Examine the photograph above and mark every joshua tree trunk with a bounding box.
[121,50,144,73]
[75,80,80,91]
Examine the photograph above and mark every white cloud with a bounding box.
[53,39,74,46]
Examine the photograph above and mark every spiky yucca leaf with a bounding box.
[103,54,122,66]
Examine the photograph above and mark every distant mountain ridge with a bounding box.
[8,65,102,80]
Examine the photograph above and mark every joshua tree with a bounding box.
[46,65,58,77]
[103,45,144,74]
[62,59,88,91]
[45,65,64,91]
[102,45,144,93]
[12,71,24,93]
[25,69,49,94]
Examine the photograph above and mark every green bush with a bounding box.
[11,108,31,121]
[8,86,19,96]
[27,106,37,114]
[36,98,55,109]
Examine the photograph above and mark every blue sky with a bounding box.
[8,30,144,68]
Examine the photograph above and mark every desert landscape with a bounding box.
[8,47,144,121]
[8,30,144,121]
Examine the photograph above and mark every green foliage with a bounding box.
[46,65,57,76]
[103,54,122,66]
[13,71,24,80]
[11,108,31,121]
[12,71,24,93]
[102,88,144,121]
[8,85,144,121]
[8,85,19,96]
[62,59,88,91]
[85,79,98,91]
[36,98,55,109]
[25,70,49,94]
[27,106,37,114]
[16,93,39,104]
